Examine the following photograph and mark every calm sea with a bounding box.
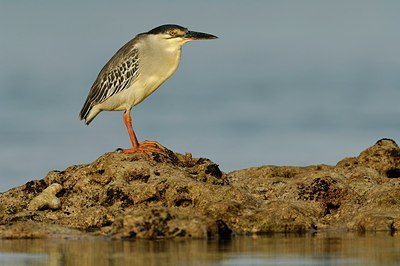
[0,233,399,266]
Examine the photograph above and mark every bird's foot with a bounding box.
[119,140,167,156]
[139,140,166,151]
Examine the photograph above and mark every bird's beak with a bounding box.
[184,30,218,40]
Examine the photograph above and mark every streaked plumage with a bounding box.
[79,40,140,124]
[79,24,217,155]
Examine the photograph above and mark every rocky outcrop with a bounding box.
[0,139,399,239]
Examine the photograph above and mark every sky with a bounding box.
[0,1,399,191]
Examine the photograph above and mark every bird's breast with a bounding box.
[130,48,182,105]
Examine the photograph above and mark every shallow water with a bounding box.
[0,233,399,266]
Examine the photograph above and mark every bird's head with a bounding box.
[145,24,218,47]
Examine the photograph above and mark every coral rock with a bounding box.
[27,183,63,211]
[0,140,399,239]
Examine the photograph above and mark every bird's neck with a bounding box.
[139,38,182,77]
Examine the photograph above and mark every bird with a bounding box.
[79,24,217,155]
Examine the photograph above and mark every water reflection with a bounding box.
[0,232,399,266]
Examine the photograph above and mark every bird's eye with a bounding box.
[169,30,179,37]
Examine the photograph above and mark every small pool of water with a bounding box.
[0,232,398,266]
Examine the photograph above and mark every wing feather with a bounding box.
[79,39,140,122]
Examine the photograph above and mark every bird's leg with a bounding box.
[121,110,166,155]
[123,110,140,148]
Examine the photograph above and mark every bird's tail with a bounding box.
[79,97,94,125]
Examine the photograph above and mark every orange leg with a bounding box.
[121,111,166,155]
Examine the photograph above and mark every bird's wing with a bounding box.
[88,46,139,106]
[79,40,140,121]
[90,48,139,104]
[79,42,139,119]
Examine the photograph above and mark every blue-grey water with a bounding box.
[1,1,399,193]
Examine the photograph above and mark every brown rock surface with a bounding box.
[1,139,399,239]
